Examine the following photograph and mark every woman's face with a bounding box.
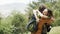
[42,9,48,15]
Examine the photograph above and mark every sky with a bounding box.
[0,0,35,17]
[0,0,34,5]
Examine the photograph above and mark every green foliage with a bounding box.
[0,11,28,34]
[11,11,28,34]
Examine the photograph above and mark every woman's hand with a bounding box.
[51,17,55,21]
[47,17,55,25]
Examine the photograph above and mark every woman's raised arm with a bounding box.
[33,10,39,22]
[33,9,49,19]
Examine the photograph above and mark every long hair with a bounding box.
[47,9,53,17]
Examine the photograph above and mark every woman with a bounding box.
[31,6,54,34]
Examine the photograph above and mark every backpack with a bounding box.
[26,14,38,32]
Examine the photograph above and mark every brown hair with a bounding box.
[38,4,46,13]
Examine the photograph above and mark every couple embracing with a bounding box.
[27,4,54,34]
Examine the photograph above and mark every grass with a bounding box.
[49,26,60,34]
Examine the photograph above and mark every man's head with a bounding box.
[38,4,46,13]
